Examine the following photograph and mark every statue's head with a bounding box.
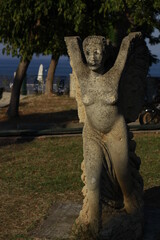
[83,36,107,72]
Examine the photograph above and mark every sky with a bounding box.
[145,29,160,60]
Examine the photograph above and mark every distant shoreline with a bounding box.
[0,56,72,77]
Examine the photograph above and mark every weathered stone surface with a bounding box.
[69,73,76,98]
[31,202,81,239]
[65,33,149,239]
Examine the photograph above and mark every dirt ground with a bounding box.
[0,94,81,131]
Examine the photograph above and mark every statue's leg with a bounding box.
[105,116,141,214]
[83,134,103,235]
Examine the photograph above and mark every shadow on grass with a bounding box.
[0,109,79,147]
[144,186,160,208]
[0,137,35,148]
[0,109,79,130]
[19,109,79,123]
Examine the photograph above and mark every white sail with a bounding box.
[37,64,43,84]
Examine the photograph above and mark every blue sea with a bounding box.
[0,55,160,87]
[0,55,72,86]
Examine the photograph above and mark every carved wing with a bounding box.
[65,36,86,123]
[118,34,149,123]
[71,71,86,123]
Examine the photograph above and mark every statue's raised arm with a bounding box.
[64,36,87,78]
[106,32,142,83]
[116,33,141,71]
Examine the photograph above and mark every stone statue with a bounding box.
[65,33,149,239]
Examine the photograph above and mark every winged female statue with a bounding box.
[65,32,149,239]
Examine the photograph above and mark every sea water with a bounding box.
[0,56,72,78]
[0,55,160,78]
[0,55,72,91]
[0,55,160,90]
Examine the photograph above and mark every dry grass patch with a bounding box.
[0,94,79,130]
[18,94,77,115]
[0,131,159,239]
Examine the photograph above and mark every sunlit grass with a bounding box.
[0,137,83,195]
[135,133,160,189]
[0,136,83,240]
[0,133,160,239]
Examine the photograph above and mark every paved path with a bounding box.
[0,92,26,108]
[31,202,81,239]
[31,201,160,240]
[0,92,11,108]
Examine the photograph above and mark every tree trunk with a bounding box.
[7,58,30,118]
[45,55,59,95]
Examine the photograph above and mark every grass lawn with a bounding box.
[0,95,160,239]
[0,136,83,240]
[0,133,160,240]
[136,134,160,189]
[0,95,79,131]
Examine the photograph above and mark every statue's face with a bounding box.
[84,43,104,71]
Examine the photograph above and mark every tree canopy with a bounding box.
[0,0,160,60]
[0,0,61,60]
[100,0,160,44]
[0,0,160,117]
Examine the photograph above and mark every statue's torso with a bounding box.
[79,73,119,133]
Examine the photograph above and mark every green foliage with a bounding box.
[98,0,160,57]
[0,0,160,59]
[0,0,63,59]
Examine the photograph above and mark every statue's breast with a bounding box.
[82,94,94,106]
[99,90,118,105]
[80,75,118,106]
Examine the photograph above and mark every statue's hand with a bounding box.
[128,32,142,42]
[120,32,142,58]
[121,32,142,48]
